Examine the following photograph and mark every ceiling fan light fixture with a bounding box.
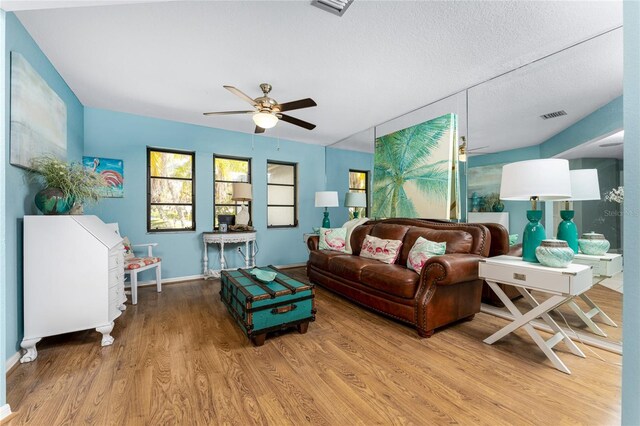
[252,112,278,129]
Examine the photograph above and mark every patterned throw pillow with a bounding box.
[319,227,347,252]
[122,236,135,260]
[407,237,446,273]
[359,234,403,264]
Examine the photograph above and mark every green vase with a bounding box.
[34,188,74,215]
[492,201,505,212]
[522,210,546,262]
[556,210,578,253]
[322,210,331,228]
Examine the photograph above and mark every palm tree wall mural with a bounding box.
[372,113,458,219]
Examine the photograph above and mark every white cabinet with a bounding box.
[21,215,126,363]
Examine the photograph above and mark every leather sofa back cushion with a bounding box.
[350,224,375,255]
[398,228,473,266]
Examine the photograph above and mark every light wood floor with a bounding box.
[5,267,621,425]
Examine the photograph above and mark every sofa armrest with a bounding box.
[421,254,484,286]
[307,235,319,251]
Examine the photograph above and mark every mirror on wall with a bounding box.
[466,27,623,347]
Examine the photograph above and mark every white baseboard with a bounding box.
[6,350,20,373]
[0,404,12,421]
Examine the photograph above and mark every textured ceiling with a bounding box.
[11,1,622,147]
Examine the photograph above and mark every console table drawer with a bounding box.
[479,256,592,296]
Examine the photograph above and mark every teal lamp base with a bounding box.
[557,210,578,253]
[522,210,546,262]
[322,210,331,228]
[352,211,360,219]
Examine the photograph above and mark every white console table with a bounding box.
[479,255,593,374]
[203,231,256,278]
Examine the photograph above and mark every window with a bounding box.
[267,161,297,227]
[349,169,369,218]
[213,155,251,228]
[147,148,195,232]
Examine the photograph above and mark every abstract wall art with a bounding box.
[83,156,124,198]
[10,52,67,169]
[372,113,458,219]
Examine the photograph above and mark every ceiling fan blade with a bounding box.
[203,110,255,116]
[279,114,316,130]
[224,85,257,106]
[276,98,317,112]
[255,126,265,134]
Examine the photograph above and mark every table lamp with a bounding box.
[344,192,367,219]
[315,191,339,228]
[232,182,252,226]
[500,159,572,262]
[557,169,600,253]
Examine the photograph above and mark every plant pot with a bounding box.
[34,188,75,215]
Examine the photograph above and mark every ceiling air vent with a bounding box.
[311,0,354,17]
[540,110,567,120]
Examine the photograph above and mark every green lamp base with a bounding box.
[523,210,546,263]
[557,209,578,253]
[352,211,360,219]
[322,210,331,228]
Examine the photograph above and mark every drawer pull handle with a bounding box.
[513,273,526,281]
[271,304,297,315]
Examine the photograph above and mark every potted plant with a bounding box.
[30,156,107,215]
[483,192,505,212]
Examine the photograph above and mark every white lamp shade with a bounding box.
[232,182,252,201]
[315,191,339,208]
[500,159,572,201]
[344,192,367,208]
[252,112,278,129]
[565,169,600,201]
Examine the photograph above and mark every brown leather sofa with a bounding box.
[307,218,490,337]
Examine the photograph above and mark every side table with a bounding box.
[203,231,256,278]
[566,252,623,336]
[479,255,593,374]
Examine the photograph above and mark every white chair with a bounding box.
[107,223,162,305]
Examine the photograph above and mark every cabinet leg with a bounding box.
[252,333,266,346]
[297,322,309,334]
[96,322,115,346]
[20,338,41,363]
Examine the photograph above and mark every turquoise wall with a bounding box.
[0,8,6,412]
[84,108,326,280]
[623,1,639,423]
[324,147,374,225]
[4,13,85,361]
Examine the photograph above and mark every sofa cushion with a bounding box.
[359,235,403,264]
[328,255,381,282]
[309,250,347,270]
[319,227,347,252]
[407,237,446,273]
[371,223,410,243]
[361,264,419,299]
[350,224,375,255]
[399,228,473,266]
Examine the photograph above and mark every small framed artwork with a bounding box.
[83,156,124,198]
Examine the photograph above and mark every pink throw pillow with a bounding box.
[319,227,347,252]
[359,235,402,264]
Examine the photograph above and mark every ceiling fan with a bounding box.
[203,83,317,134]
[458,137,489,162]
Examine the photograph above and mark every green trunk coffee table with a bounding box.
[220,266,316,346]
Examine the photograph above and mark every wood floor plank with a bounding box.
[5,267,621,425]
